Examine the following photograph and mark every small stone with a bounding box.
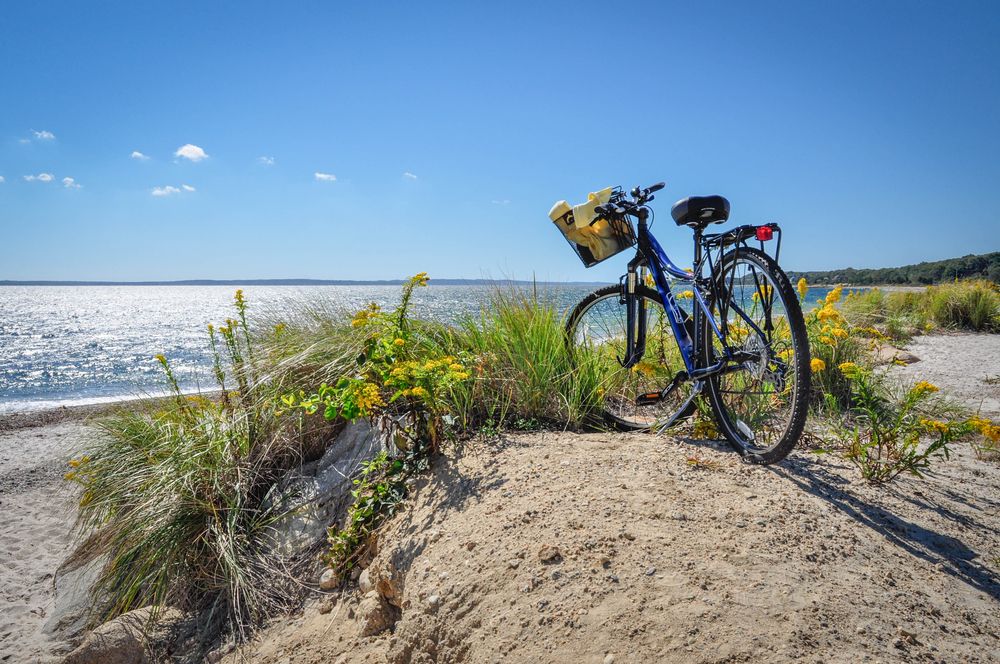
[427,595,442,611]
[465,541,477,551]
[508,559,521,570]
[645,567,656,576]
[319,568,338,591]
[358,569,373,594]
[318,601,334,615]
[538,545,562,564]
[604,655,615,664]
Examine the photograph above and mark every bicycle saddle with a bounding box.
[671,195,730,228]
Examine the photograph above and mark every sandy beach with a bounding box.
[0,407,103,663]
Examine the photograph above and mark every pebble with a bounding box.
[319,568,338,591]
[645,567,656,576]
[604,655,615,664]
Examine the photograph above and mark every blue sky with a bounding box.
[2,1,998,282]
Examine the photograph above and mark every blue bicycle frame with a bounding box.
[622,207,771,382]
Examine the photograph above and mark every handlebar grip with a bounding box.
[647,182,665,193]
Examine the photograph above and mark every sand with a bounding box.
[892,332,1000,419]
[0,408,99,663]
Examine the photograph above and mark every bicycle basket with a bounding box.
[549,191,636,268]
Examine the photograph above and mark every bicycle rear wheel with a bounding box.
[701,247,810,464]
[566,285,696,430]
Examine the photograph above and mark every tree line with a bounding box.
[787,252,1000,286]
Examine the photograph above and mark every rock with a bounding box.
[875,345,920,366]
[604,655,616,664]
[357,592,396,636]
[426,595,442,611]
[645,567,656,576]
[61,606,183,664]
[358,568,374,594]
[44,554,107,642]
[319,568,339,591]
[267,420,398,558]
[538,545,562,564]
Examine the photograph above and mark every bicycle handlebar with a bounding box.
[595,181,666,218]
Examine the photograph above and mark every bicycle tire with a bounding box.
[566,284,697,431]
[700,247,810,464]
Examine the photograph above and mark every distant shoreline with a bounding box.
[0,278,606,287]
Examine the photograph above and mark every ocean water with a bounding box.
[0,285,590,414]
[0,283,841,414]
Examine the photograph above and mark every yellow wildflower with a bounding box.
[394,338,405,346]
[920,419,950,435]
[819,335,834,345]
[796,278,808,301]
[453,372,470,380]
[234,289,245,305]
[631,362,657,378]
[644,272,655,288]
[816,306,841,323]
[810,358,826,372]
[154,354,167,364]
[824,286,843,305]
[448,363,464,372]
[910,381,939,398]
[676,290,694,300]
[778,349,794,361]
[410,386,428,398]
[838,362,860,377]
[831,328,849,339]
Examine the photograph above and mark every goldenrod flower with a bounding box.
[154,354,167,365]
[910,381,939,397]
[831,328,849,339]
[838,362,860,378]
[796,278,808,301]
[819,335,834,345]
[824,286,843,306]
[410,386,428,398]
[676,290,694,300]
[920,418,950,435]
[394,338,405,346]
[810,358,826,372]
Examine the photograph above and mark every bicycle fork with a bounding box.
[618,256,647,369]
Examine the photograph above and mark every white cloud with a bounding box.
[18,138,30,144]
[491,199,511,205]
[181,184,196,192]
[24,173,54,182]
[403,171,418,180]
[151,185,182,197]
[174,144,209,162]
[32,129,56,140]
[0,176,5,183]
[130,150,150,161]
[62,176,82,189]
[257,156,275,166]
[314,172,337,182]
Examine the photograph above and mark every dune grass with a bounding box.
[840,279,1000,340]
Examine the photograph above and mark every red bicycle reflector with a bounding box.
[755,226,774,241]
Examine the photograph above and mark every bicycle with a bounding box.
[555,182,810,464]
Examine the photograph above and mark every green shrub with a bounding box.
[835,366,975,482]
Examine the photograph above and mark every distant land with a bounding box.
[0,278,606,287]
[787,252,1000,286]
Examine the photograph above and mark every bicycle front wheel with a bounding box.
[566,285,696,431]
[702,247,810,464]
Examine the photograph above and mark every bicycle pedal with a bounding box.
[636,392,664,406]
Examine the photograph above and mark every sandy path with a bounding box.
[892,332,1000,418]
[0,412,93,663]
